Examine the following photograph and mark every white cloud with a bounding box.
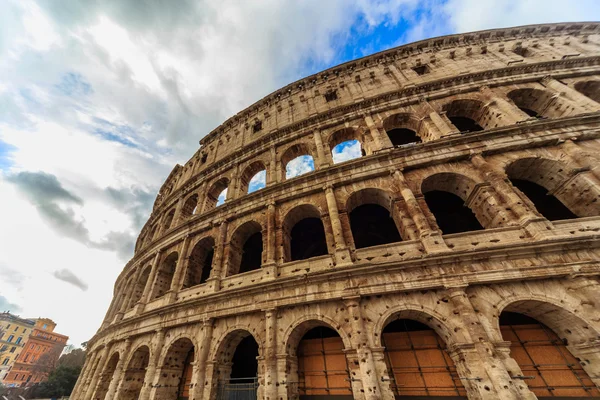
[248,170,266,193]
[286,155,315,179]
[332,140,362,164]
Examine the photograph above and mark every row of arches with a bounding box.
[87,294,600,400]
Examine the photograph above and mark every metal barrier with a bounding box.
[216,377,258,400]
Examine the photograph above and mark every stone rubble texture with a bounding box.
[71,22,600,400]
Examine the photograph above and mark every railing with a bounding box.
[216,377,258,400]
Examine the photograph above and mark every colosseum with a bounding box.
[72,22,600,400]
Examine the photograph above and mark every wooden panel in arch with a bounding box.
[177,350,194,400]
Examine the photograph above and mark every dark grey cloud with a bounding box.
[52,268,88,291]
[0,295,22,313]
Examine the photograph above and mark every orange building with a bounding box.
[3,318,68,387]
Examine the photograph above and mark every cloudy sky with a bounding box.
[1,0,599,347]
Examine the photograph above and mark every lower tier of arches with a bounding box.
[73,276,600,400]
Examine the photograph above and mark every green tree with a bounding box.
[26,364,81,398]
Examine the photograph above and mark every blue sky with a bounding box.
[1,0,599,346]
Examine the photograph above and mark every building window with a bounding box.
[7,335,13,342]
[2,358,8,365]
[15,337,21,345]
[324,90,338,102]
[22,329,26,333]
[6,324,10,329]
[14,374,19,380]
[252,120,262,133]
[23,354,29,362]
[412,64,430,75]
[9,347,16,353]
[29,344,34,349]
[13,326,17,331]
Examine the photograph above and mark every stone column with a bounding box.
[324,185,353,265]
[167,235,192,302]
[541,76,600,111]
[446,287,535,400]
[370,347,395,400]
[172,196,186,225]
[392,169,448,253]
[122,267,144,312]
[313,130,331,168]
[191,319,214,400]
[263,202,278,280]
[139,329,166,400]
[465,183,514,228]
[343,297,382,400]
[105,340,133,400]
[561,139,600,182]
[207,220,227,292]
[227,164,240,201]
[364,114,392,151]
[569,339,600,388]
[263,309,278,400]
[492,342,539,399]
[479,86,530,124]
[134,250,163,314]
[391,198,418,241]
[344,349,365,400]
[432,111,459,136]
[268,146,278,185]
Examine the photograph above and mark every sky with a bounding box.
[1,0,599,347]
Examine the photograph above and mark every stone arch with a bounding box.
[282,203,330,262]
[181,193,199,219]
[162,208,176,231]
[154,337,196,400]
[281,142,316,180]
[149,251,178,300]
[345,187,403,247]
[442,98,487,132]
[226,220,263,276]
[382,112,424,145]
[507,87,579,119]
[574,79,600,103]
[283,316,353,356]
[327,127,365,163]
[421,172,488,233]
[205,177,229,209]
[240,160,267,194]
[182,236,215,288]
[146,224,158,245]
[505,157,599,218]
[128,264,151,308]
[93,351,120,400]
[118,345,150,400]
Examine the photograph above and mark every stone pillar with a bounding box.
[569,339,600,388]
[313,130,331,168]
[370,347,395,400]
[541,76,600,111]
[493,342,539,399]
[446,287,535,400]
[263,309,278,400]
[105,340,132,400]
[263,202,278,280]
[276,354,292,400]
[172,196,186,225]
[166,235,192,302]
[561,139,600,182]
[465,183,514,229]
[324,185,353,265]
[364,114,392,151]
[192,319,214,400]
[207,220,227,292]
[479,86,530,124]
[135,250,163,314]
[72,348,101,399]
[227,164,240,201]
[344,349,365,400]
[85,346,112,400]
[268,146,278,185]
[343,297,382,400]
[391,198,418,241]
[392,169,448,253]
[123,267,144,312]
[431,110,458,136]
[139,329,166,400]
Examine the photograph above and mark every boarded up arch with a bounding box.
[226,220,263,276]
[282,204,329,262]
[240,161,267,194]
[574,79,600,103]
[443,98,487,132]
[205,177,229,210]
[382,113,424,145]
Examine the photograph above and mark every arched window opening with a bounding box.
[206,178,229,209]
[154,339,195,400]
[381,319,466,397]
[163,209,176,231]
[448,116,484,133]
[297,327,352,397]
[227,221,263,276]
[241,161,267,194]
[574,80,600,103]
[500,312,600,397]
[181,194,199,218]
[128,266,150,309]
[291,218,327,261]
[424,191,483,234]
[509,179,576,221]
[286,155,315,179]
[150,252,178,300]
[332,140,362,164]
[119,346,149,400]
[350,204,401,249]
[94,353,119,400]
[147,224,158,244]
[508,88,556,119]
[230,336,259,383]
[215,332,260,397]
[387,128,422,147]
[183,238,215,288]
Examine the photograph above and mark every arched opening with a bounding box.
[387,128,422,146]
[296,326,352,398]
[383,113,423,146]
[508,88,557,119]
[227,221,263,276]
[128,266,151,308]
[206,178,229,209]
[282,143,315,179]
[443,99,486,133]
[118,346,149,400]
[283,205,328,262]
[574,80,600,103]
[162,209,176,231]
[500,311,600,398]
[182,237,215,288]
[214,331,260,398]
[381,318,466,398]
[150,252,178,300]
[154,338,195,400]
[328,127,363,163]
[93,352,119,400]
[505,158,582,220]
[181,194,199,218]
[147,224,158,244]
[241,161,267,194]
[423,191,484,234]
[347,188,402,248]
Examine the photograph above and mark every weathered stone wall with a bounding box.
[72,22,600,400]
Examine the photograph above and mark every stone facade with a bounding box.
[72,22,600,400]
